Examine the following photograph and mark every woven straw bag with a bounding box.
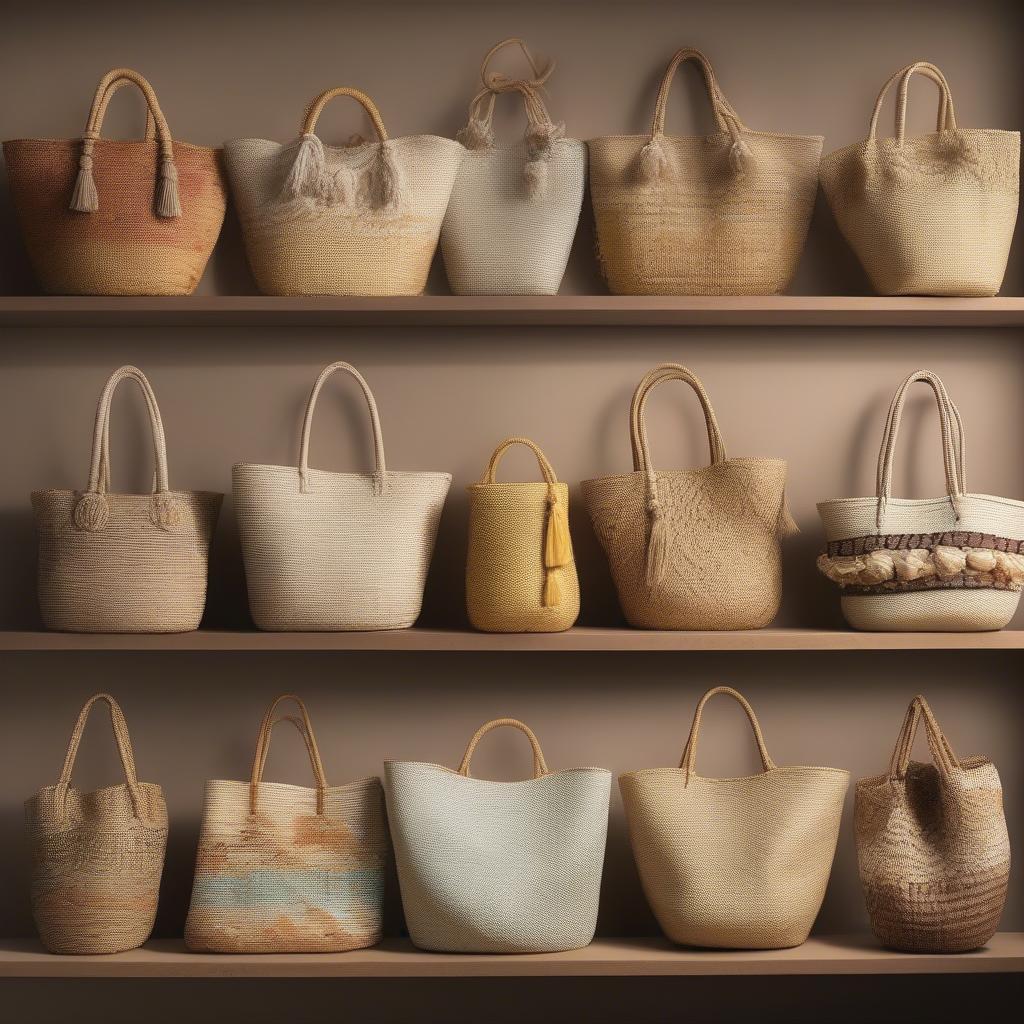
[385,718,611,953]
[620,686,849,950]
[26,694,168,955]
[587,48,821,295]
[582,364,794,630]
[817,370,1024,630]
[224,87,463,296]
[441,38,586,295]
[185,694,389,953]
[466,437,579,633]
[3,68,225,295]
[32,366,222,633]
[234,361,451,630]
[856,695,1009,952]
[819,62,1019,297]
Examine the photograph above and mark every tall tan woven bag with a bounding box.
[587,47,821,295]
[3,68,225,295]
[620,686,849,950]
[32,366,222,633]
[820,61,1019,297]
[225,87,463,295]
[233,361,451,630]
[581,364,795,630]
[26,694,168,955]
[856,695,1009,952]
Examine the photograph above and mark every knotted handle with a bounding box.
[301,88,389,144]
[458,718,550,779]
[648,48,747,145]
[467,36,556,134]
[887,695,962,782]
[868,61,957,145]
[480,37,554,90]
[680,686,776,785]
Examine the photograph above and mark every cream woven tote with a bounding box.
[620,686,849,950]
[32,366,222,633]
[820,61,1019,297]
[587,47,821,295]
[466,437,579,633]
[26,694,168,955]
[856,695,1009,953]
[817,370,1024,631]
[385,718,611,953]
[441,38,585,295]
[185,694,389,953]
[233,361,451,631]
[225,87,463,296]
[582,364,795,630]
[3,68,225,295]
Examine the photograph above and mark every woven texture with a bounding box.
[588,48,820,295]
[820,62,1019,297]
[385,718,611,953]
[856,696,1009,952]
[26,694,167,955]
[619,686,849,950]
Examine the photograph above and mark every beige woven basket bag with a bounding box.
[26,693,168,955]
[4,67,225,295]
[587,47,821,295]
[225,87,463,295]
[620,686,849,950]
[233,361,451,630]
[820,61,1019,297]
[32,366,222,633]
[856,695,1009,953]
[817,370,1024,630]
[582,364,795,630]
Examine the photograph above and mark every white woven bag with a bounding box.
[233,362,451,630]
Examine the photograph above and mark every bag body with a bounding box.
[225,87,462,296]
[582,364,793,630]
[33,365,222,633]
[385,718,611,953]
[234,361,450,630]
[185,695,389,954]
[26,694,168,955]
[466,437,579,632]
[4,68,225,295]
[620,686,848,949]
[820,62,1019,297]
[588,48,820,296]
[817,370,1024,631]
[856,696,1009,952]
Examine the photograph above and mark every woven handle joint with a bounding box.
[888,694,962,782]
[649,48,746,142]
[680,686,776,785]
[458,718,550,779]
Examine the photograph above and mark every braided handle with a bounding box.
[458,718,550,779]
[680,686,776,784]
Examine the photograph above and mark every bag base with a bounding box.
[841,589,1019,631]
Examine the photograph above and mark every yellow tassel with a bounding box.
[542,569,561,608]
[544,491,572,569]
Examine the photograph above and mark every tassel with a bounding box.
[280,133,327,202]
[156,158,182,218]
[69,148,99,213]
[523,122,565,196]
[729,136,752,177]
[638,136,668,183]
[331,164,358,207]
[542,568,562,609]
[457,117,495,151]
[645,492,668,588]
[544,490,572,569]
[523,158,547,196]
[369,140,403,210]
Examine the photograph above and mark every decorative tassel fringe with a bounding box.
[280,133,327,202]
[332,164,358,208]
[523,122,565,196]
[542,569,562,608]
[69,153,99,213]
[156,159,182,218]
[523,158,547,196]
[729,136,752,176]
[638,136,668,183]
[457,117,495,150]
[369,140,403,210]
[544,493,572,569]
[645,496,668,587]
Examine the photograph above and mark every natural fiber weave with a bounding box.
[856,695,1009,952]
[26,694,167,955]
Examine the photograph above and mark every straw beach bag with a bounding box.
[466,437,579,633]
[856,696,1009,952]
[385,718,611,953]
[26,694,168,955]
[225,87,463,295]
[620,686,849,949]
[582,364,795,630]
[234,361,451,630]
[3,68,225,295]
[32,366,222,633]
[817,370,1024,630]
[820,61,1019,297]
[588,48,821,295]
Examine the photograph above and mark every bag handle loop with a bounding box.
[868,61,957,145]
[479,37,554,91]
[458,718,550,779]
[887,695,962,782]
[300,87,390,143]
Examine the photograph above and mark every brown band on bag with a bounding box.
[826,532,1024,557]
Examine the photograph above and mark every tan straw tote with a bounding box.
[587,47,821,295]
[441,38,586,295]
[817,370,1024,631]
[856,695,1009,952]
[224,87,463,295]
[582,364,795,630]
[466,437,579,633]
[3,68,225,295]
[32,366,222,633]
[233,361,451,630]
[820,61,1019,297]
[620,686,849,950]
[26,693,168,955]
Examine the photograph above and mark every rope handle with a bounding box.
[868,61,957,144]
[482,436,559,485]
[479,37,554,90]
[465,78,555,135]
[300,87,389,143]
[648,48,747,144]
[458,718,550,779]
[887,695,962,782]
[87,71,159,144]
[680,686,776,784]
